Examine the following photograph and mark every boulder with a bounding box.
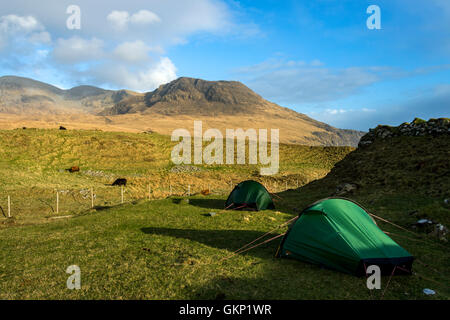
[335,183,358,195]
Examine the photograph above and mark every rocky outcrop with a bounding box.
[359,118,450,147]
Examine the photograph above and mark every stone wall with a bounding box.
[358,118,450,147]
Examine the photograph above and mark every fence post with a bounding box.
[91,188,94,208]
[285,181,288,190]
[188,185,190,197]
[7,195,11,218]
[121,185,124,204]
[56,191,59,214]
[296,179,299,188]
[148,184,151,200]
[169,183,172,196]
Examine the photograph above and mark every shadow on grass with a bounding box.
[93,205,113,211]
[187,198,226,210]
[141,227,280,259]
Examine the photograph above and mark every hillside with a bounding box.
[309,118,450,197]
[0,128,353,225]
[0,123,448,300]
[0,76,141,115]
[280,118,450,241]
[0,76,364,146]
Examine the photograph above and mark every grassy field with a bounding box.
[0,193,448,299]
[0,128,351,225]
[0,129,448,300]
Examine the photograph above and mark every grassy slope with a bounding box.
[0,129,448,300]
[0,129,351,225]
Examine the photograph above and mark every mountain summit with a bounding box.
[101,77,292,116]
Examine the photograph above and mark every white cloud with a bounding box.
[130,10,161,25]
[326,109,347,115]
[107,11,130,30]
[53,37,104,63]
[28,31,51,44]
[0,14,51,49]
[113,40,151,64]
[238,60,379,105]
[236,58,450,106]
[93,57,177,92]
[107,9,160,31]
[0,15,41,33]
[308,84,450,131]
[128,57,177,91]
[310,59,323,67]
[0,1,259,91]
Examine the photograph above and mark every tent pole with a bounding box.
[380,266,397,300]
[227,216,298,257]
[219,233,286,263]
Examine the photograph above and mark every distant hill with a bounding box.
[0,76,140,115]
[0,75,365,146]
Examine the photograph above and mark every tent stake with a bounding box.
[7,195,11,218]
[56,191,59,214]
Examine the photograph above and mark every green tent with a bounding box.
[276,198,413,276]
[225,180,275,211]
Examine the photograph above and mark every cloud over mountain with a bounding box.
[0,0,247,91]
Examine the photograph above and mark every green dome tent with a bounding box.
[276,198,414,276]
[225,180,275,211]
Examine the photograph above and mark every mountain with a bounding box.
[99,77,365,146]
[0,76,140,115]
[0,75,365,146]
[101,77,290,116]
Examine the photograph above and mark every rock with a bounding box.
[430,223,448,242]
[170,165,203,173]
[335,183,358,196]
[423,288,435,295]
[357,118,450,148]
[358,139,373,147]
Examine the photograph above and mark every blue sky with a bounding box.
[0,0,449,130]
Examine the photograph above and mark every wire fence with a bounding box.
[0,178,301,219]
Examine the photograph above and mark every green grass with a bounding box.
[0,128,448,300]
[0,129,352,225]
[0,194,447,300]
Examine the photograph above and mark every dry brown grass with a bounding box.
[0,113,351,145]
